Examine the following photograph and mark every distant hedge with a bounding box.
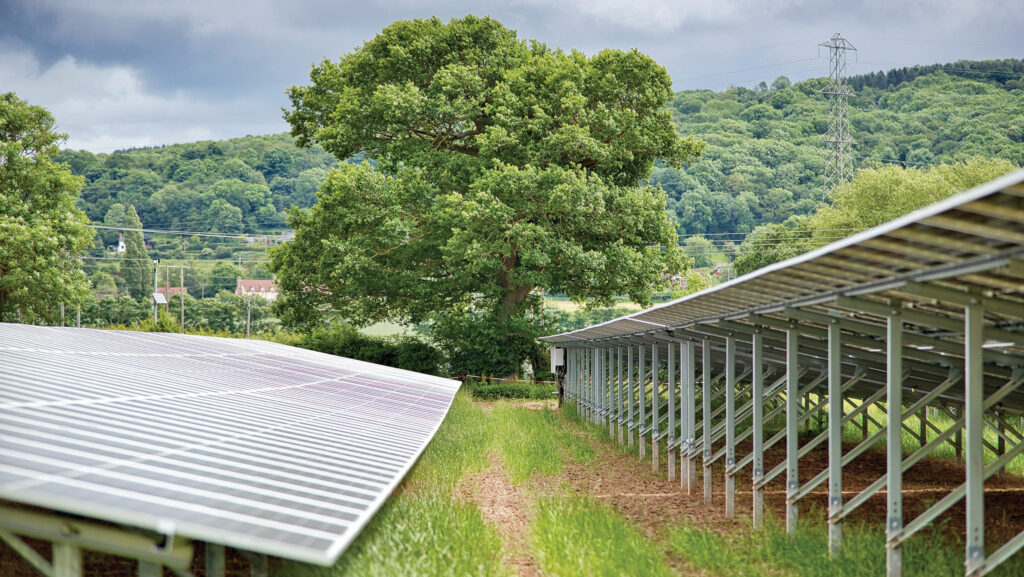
[463,379,556,401]
[281,326,445,376]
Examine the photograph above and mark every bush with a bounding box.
[464,379,555,401]
[292,325,444,375]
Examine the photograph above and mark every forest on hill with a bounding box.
[57,58,1023,248]
[56,133,339,243]
[656,58,1024,237]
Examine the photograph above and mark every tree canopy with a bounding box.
[0,92,94,322]
[274,15,702,373]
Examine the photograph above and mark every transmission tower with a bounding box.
[819,33,856,200]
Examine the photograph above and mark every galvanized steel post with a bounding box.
[751,330,765,528]
[828,319,843,555]
[685,340,698,494]
[703,336,713,504]
[886,311,903,577]
[652,342,660,471]
[639,344,647,459]
[628,345,635,446]
[965,302,984,575]
[668,341,677,481]
[725,335,736,517]
[786,324,799,534]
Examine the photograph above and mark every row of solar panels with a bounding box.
[0,324,461,565]
[543,168,1024,411]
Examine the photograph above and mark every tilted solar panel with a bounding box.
[0,323,461,565]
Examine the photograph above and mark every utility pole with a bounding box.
[157,264,190,332]
[245,296,253,338]
[819,33,856,200]
[152,260,159,324]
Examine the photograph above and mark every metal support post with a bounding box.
[593,347,600,424]
[886,312,903,577]
[685,340,697,494]
[703,337,713,504]
[53,543,83,577]
[618,347,625,444]
[751,330,765,528]
[786,325,799,534]
[639,344,647,459]
[652,342,660,471]
[206,543,226,577]
[920,407,928,450]
[628,345,635,446]
[139,561,162,577]
[964,302,984,575]
[827,320,843,556]
[725,336,736,517]
[250,554,268,577]
[997,410,1006,479]
[668,342,677,481]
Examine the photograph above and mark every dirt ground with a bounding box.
[454,454,539,577]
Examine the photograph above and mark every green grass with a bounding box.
[404,391,494,493]
[491,403,596,484]
[666,516,1024,577]
[532,496,673,577]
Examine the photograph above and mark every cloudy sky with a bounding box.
[1,0,1021,153]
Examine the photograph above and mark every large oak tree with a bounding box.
[273,16,703,373]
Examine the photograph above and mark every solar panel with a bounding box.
[0,323,461,565]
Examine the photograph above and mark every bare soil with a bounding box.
[454,453,538,577]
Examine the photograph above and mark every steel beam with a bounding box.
[965,302,984,575]
[622,346,630,448]
[652,342,660,470]
[684,340,698,494]
[703,336,713,504]
[751,330,765,528]
[786,324,799,534]
[725,335,737,517]
[53,543,82,577]
[206,543,225,577]
[668,342,677,481]
[887,312,903,577]
[828,319,843,556]
[639,344,647,459]
[617,347,624,444]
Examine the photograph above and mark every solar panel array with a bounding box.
[0,324,461,565]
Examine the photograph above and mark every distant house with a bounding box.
[116,234,126,253]
[235,278,279,302]
[155,286,188,298]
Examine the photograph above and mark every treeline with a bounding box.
[658,61,1024,237]
[57,134,338,243]
[847,58,1024,92]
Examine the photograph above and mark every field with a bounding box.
[4,394,1023,576]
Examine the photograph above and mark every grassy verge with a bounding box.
[275,391,507,577]
[532,496,674,577]
[666,517,1024,577]
[490,403,596,484]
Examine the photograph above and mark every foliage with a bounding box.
[661,66,1024,237]
[808,158,1016,233]
[275,15,699,373]
[682,234,719,268]
[56,133,338,232]
[732,158,1017,275]
[0,92,94,323]
[732,220,816,277]
[543,305,637,335]
[464,380,554,401]
[289,325,444,375]
[119,205,153,299]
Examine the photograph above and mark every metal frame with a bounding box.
[547,169,1024,577]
